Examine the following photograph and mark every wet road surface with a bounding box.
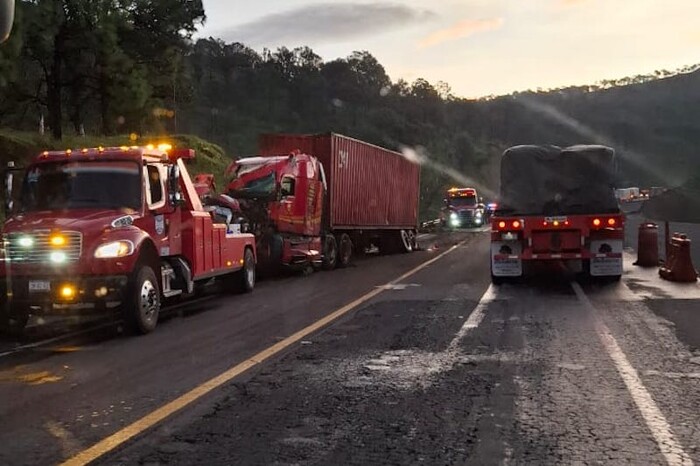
[2,228,700,465]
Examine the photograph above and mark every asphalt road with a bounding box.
[0,230,474,465]
[2,226,700,465]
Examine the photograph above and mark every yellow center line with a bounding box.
[61,239,468,466]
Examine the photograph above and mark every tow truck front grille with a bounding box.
[4,231,83,264]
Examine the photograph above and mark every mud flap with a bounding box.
[491,241,523,277]
[589,240,623,276]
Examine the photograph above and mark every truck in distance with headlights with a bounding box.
[1,145,256,335]
[440,188,486,229]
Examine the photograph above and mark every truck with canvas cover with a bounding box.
[225,133,420,273]
[1,145,256,335]
[491,145,623,283]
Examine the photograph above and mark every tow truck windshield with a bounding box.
[19,161,141,212]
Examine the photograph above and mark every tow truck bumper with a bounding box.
[1,275,129,315]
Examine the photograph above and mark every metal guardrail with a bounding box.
[419,219,441,232]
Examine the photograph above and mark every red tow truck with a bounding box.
[224,133,420,273]
[1,144,256,334]
[490,145,624,283]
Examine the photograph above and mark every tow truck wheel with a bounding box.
[124,266,161,334]
[322,235,338,271]
[233,248,256,293]
[337,233,353,268]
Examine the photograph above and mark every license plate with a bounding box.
[545,216,568,223]
[492,258,522,276]
[29,280,51,292]
[590,257,622,276]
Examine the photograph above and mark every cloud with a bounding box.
[221,2,435,47]
[557,0,587,6]
[419,18,504,49]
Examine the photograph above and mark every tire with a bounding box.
[257,232,283,277]
[407,229,418,251]
[235,248,256,293]
[123,266,161,334]
[399,229,413,253]
[491,274,506,285]
[0,305,29,336]
[598,274,621,284]
[336,233,353,268]
[322,235,338,271]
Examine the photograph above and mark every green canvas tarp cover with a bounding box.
[499,145,619,216]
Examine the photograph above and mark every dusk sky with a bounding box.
[198,1,700,98]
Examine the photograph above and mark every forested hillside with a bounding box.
[1,1,698,219]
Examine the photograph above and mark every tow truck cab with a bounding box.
[1,145,256,334]
[441,188,485,228]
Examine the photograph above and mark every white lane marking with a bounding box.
[448,284,496,350]
[572,282,694,466]
[376,284,421,291]
[645,370,700,380]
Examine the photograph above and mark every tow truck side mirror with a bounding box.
[0,0,15,43]
[4,161,15,216]
[167,165,184,206]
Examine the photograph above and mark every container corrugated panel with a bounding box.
[259,133,420,229]
[259,134,316,157]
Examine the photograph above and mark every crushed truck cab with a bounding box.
[1,145,256,334]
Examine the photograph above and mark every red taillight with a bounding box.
[608,218,616,226]
[512,220,521,229]
[498,221,506,229]
[593,218,602,227]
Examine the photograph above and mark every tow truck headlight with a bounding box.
[18,236,34,248]
[94,240,134,259]
[50,251,67,263]
[450,212,458,220]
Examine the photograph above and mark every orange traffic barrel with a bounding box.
[660,234,698,282]
[634,222,659,267]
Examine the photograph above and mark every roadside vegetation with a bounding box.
[1,1,699,220]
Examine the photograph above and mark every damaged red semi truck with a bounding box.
[491,145,624,283]
[225,133,421,272]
